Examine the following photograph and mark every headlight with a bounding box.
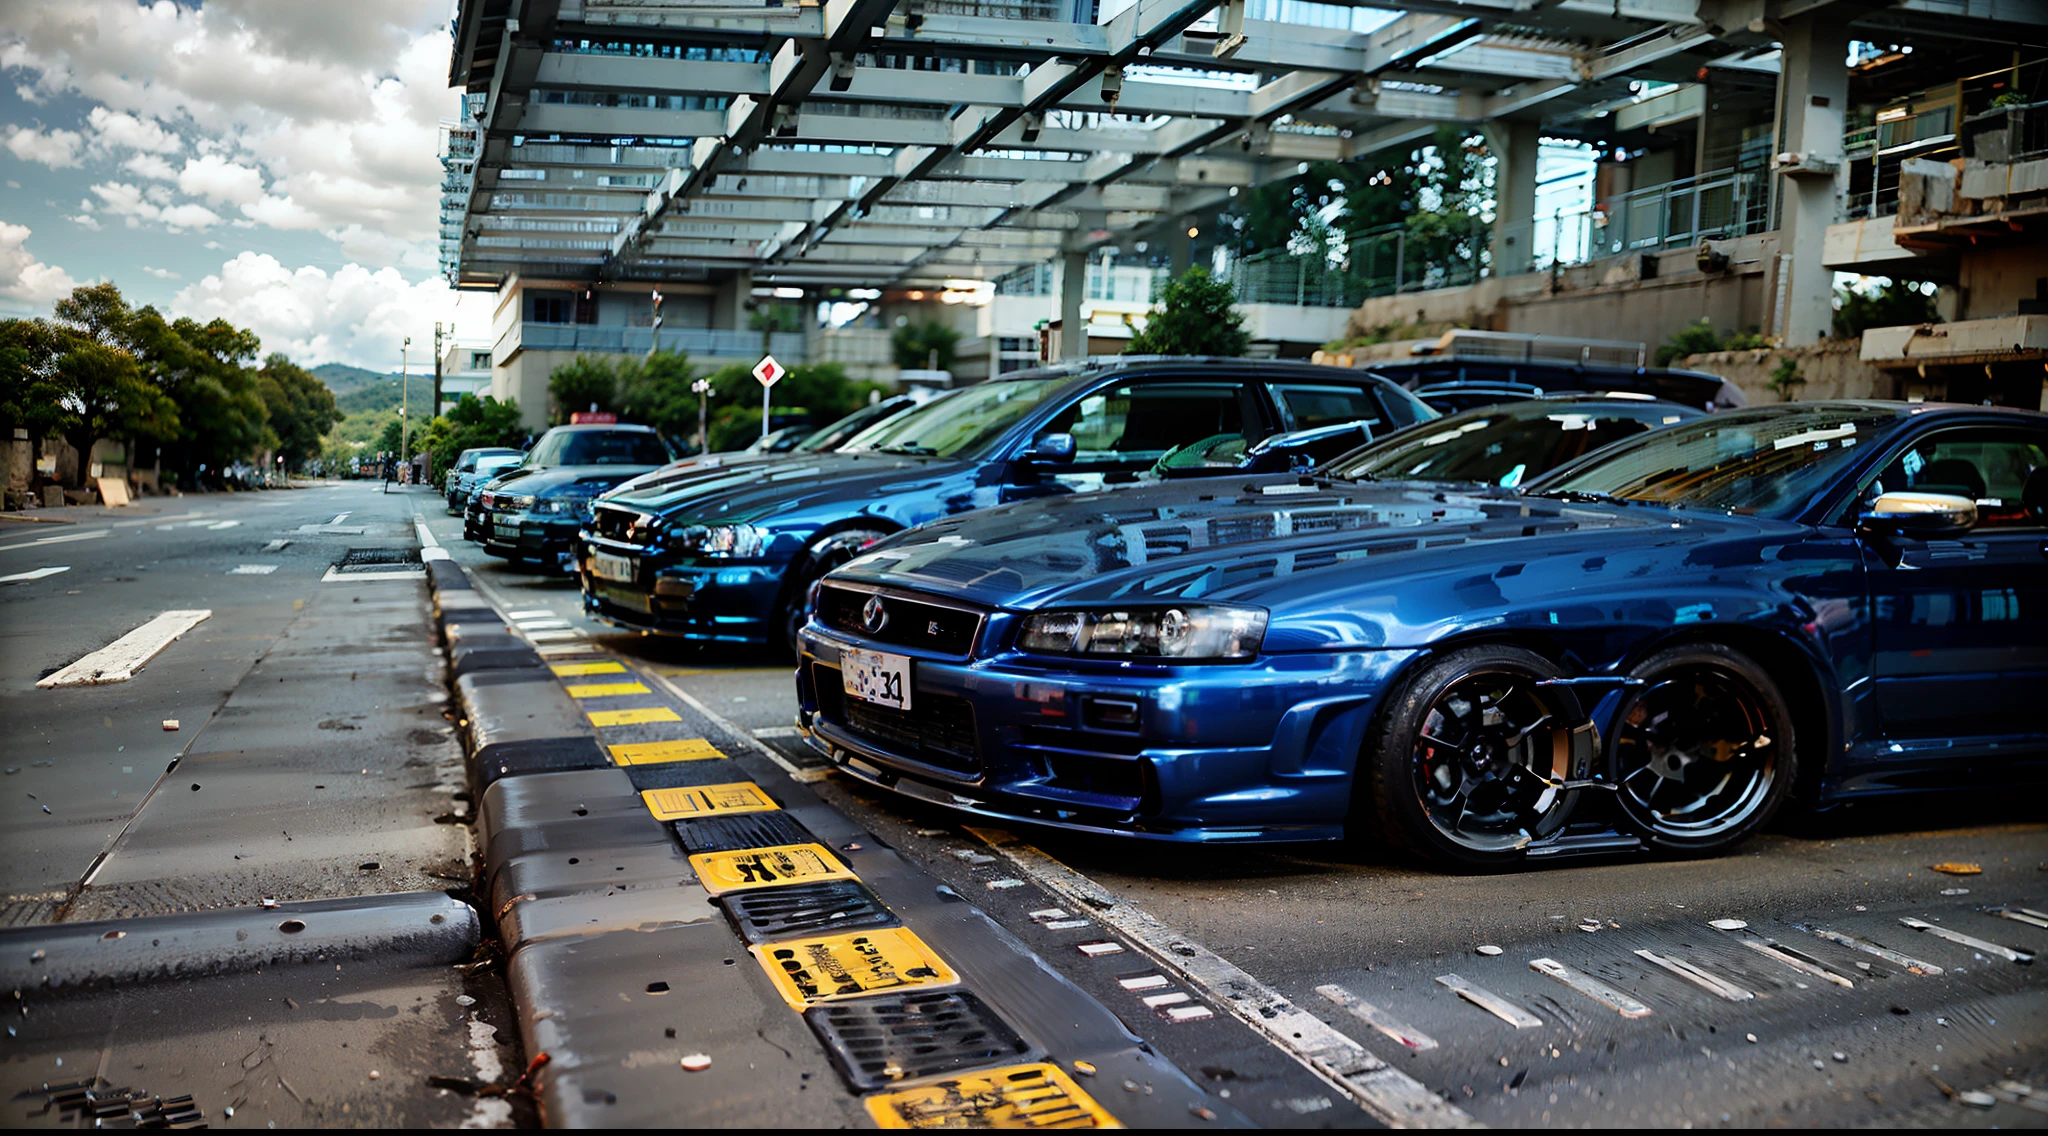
[1018,605,1267,661]
[504,494,536,510]
[672,523,767,558]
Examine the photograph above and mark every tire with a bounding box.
[776,527,889,655]
[1606,643,1796,855]
[1363,645,1588,869]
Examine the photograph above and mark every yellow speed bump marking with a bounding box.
[610,738,724,766]
[752,927,956,1011]
[550,661,628,677]
[691,843,854,896]
[865,1063,1121,1129]
[565,681,651,698]
[642,781,778,821]
[587,706,682,727]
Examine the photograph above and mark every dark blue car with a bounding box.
[579,359,1435,650]
[794,401,2048,867]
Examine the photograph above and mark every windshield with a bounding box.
[1536,406,1900,517]
[524,429,672,467]
[477,454,524,475]
[1328,405,1683,487]
[849,378,1067,458]
[797,397,914,453]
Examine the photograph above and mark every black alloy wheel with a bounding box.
[1608,644,1796,853]
[778,527,889,656]
[1364,645,1586,868]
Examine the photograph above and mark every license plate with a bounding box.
[493,522,521,539]
[590,551,635,582]
[842,648,911,711]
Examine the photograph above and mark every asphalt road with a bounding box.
[429,497,2048,1128]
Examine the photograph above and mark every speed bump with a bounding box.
[864,1063,1121,1129]
[752,926,957,1010]
[550,661,628,677]
[642,781,778,821]
[588,706,682,727]
[691,843,855,895]
[565,681,652,698]
[609,738,723,766]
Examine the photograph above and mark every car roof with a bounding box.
[987,356,1409,386]
[541,422,659,433]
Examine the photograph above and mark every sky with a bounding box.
[0,0,491,371]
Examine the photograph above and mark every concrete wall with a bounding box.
[1677,338,1894,405]
[1957,245,2047,321]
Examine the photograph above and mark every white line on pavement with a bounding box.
[515,618,572,630]
[506,609,556,619]
[331,513,350,524]
[647,670,828,784]
[0,566,70,583]
[413,515,439,548]
[37,609,213,688]
[227,564,279,575]
[206,520,241,530]
[0,529,108,552]
[971,828,1477,1129]
[752,725,803,739]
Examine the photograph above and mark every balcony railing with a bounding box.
[1963,99,2048,164]
[518,322,808,362]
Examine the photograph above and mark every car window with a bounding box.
[1331,408,1669,486]
[477,455,523,475]
[526,430,671,467]
[1269,384,1383,436]
[858,378,1066,457]
[1849,428,2048,530]
[1044,381,1250,467]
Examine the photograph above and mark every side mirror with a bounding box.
[1858,491,1976,538]
[1022,432,1076,464]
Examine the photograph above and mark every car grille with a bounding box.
[817,585,983,657]
[588,505,647,543]
[813,663,979,773]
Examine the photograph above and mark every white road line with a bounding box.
[523,629,583,642]
[331,513,350,524]
[647,670,829,784]
[1899,917,2034,964]
[506,609,556,619]
[1728,935,1855,988]
[0,529,108,552]
[0,566,70,583]
[1996,907,2048,930]
[514,618,572,630]
[1529,958,1652,1018]
[1632,949,1754,1001]
[413,515,439,548]
[261,540,290,552]
[752,725,803,739]
[1806,928,1943,976]
[227,564,279,575]
[971,828,1476,1128]
[206,520,241,530]
[1435,973,1543,1029]
[37,609,212,688]
[1316,984,1439,1052]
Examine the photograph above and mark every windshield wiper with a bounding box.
[877,442,938,456]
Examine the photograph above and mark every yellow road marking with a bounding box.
[691,843,853,895]
[753,927,957,1011]
[551,661,628,677]
[642,781,778,821]
[587,706,682,727]
[565,681,651,698]
[610,738,724,766]
[865,1063,1120,1129]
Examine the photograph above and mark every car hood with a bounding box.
[499,464,661,497]
[607,449,777,496]
[600,450,975,523]
[835,476,1695,613]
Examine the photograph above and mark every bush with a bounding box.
[547,356,622,424]
[891,321,962,370]
[1655,319,1726,367]
[1125,267,1250,357]
[1766,355,1806,400]
[1834,279,1938,338]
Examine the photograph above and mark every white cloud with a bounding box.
[85,107,180,155]
[90,181,223,231]
[4,124,83,167]
[326,223,437,272]
[66,212,100,231]
[177,153,265,206]
[142,266,180,279]
[0,222,79,305]
[172,250,471,369]
[122,152,178,180]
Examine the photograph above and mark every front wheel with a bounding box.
[1363,645,1589,869]
[1607,644,1796,854]
[777,528,889,655]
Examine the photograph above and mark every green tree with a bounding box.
[703,361,880,452]
[51,339,178,486]
[1124,268,1251,357]
[1834,279,1938,338]
[617,350,698,442]
[890,321,962,370]
[417,394,527,474]
[0,319,72,446]
[256,354,343,468]
[547,355,622,424]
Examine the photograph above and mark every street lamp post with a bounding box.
[400,336,411,482]
[691,378,711,454]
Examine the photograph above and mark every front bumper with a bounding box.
[795,619,1418,842]
[575,534,788,643]
[479,512,581,566]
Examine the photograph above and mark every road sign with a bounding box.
[753,355,784,388]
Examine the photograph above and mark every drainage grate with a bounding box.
[675,809,814,854]
[333,547,423,570]
[719,878,897,944]
[807,989,1032,1092]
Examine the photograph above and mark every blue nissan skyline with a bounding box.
[794,401,2048,866]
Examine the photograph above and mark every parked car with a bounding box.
[1320,395,1702,487]
[793,401,2047,867]
[1363,358,1745,415]
[579,358,1436,651]
[606,393,937,500]
[467,424,675,570]
[445,447,524,513]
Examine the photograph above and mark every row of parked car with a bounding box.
[449,356,2048,867]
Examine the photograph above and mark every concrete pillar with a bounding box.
[1487,119,1541,277]
[712,269,753,331]
[1774,13,1849,345]
[1060,251,1088,360]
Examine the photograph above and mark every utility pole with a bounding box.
[400,335,411,477]
[432,321,445,414]
[691,378,710,454]
[649,289,664,358]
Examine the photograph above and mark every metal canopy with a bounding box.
[441,0,2010,291]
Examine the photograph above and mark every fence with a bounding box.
[519,323,808,361]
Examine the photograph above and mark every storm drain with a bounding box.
[807,989,1033,1092]
[321,547,426,583]
[719,878,898,945]
[675,809,815,854]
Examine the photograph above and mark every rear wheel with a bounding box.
[1364,645,1587,869]
[1607,644,1795,854]
[778,528,889,655]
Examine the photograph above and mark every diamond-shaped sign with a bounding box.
[752,355,784,388]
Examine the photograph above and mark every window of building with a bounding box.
[469,351,492,370]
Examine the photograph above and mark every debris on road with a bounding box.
[680,1054,711,1072]
[1930,862,1981,875]
[162,719,179,731]
[1476,945,1503,956]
